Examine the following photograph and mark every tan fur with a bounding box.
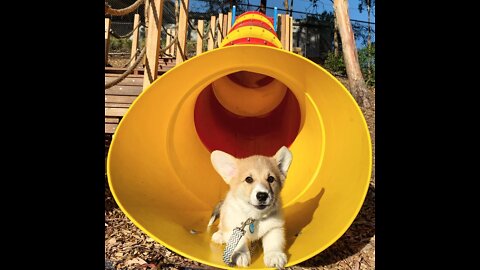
[210,146,292,268]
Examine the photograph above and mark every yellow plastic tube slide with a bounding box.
[107,45,372,269]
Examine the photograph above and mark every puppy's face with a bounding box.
[211,147,293,212]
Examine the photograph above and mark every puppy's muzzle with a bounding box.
[256,192,269,202]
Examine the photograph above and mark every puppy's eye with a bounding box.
[267,176,275,183]
[245,176,254,183]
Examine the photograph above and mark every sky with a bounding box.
[250,0,376,47]
[233,0,375,23]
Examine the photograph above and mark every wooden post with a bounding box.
[222,14,228,38]
[227,12,232,32]
[130,14,140,67]
[196,20,204,55]
[217,13,224,46]
[280,14,287,49]
[105,18,111,66]
[284,15,290,51]
[171,28,176,55]
[289,15,293,51]
[260,0,267,14]
[143,0,164,89]
[176,0,190,65]
[166,28,172,55]
[277,14,281,36]
[208,16,215,51]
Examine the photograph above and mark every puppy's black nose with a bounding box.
[256,192,268,202]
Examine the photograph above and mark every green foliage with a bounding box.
[195,0,249,14]
[358,0,375,14]
[358,43,375,86]
[323,43,375,87]
[323,52,346,76]
[109,37,132,52]
[139,37,146,49]
[186,40,197,57]
[358,0,375,13]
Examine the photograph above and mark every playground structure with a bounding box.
[106,1,371,269]
[105,0,296,133]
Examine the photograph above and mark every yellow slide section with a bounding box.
[107,45,372,269]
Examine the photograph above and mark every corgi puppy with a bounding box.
[208,146,293,268]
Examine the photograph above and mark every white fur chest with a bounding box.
[220,194,285,243]
[244,216,285,242]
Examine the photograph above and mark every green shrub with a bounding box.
[358,43,375,86]
[323,44,375,87]
[323,51,346,76]
[109,37,132,52]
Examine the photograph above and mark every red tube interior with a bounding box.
[194,84,301,158]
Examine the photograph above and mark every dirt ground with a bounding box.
[105,72,375,270]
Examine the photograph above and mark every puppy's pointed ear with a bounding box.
[211,150,237,184]
[274,146,293,176]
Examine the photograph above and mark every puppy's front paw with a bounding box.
[211,231,224,244]
[233,251,251,267]
[264,251,287,268]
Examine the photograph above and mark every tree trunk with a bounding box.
[333,0,369,108]
[333,14,339,57]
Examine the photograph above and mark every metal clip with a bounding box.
[240,218,255,231]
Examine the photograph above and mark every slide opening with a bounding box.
[194,71,301,158]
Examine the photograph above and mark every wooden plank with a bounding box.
[143,0,164,89]
[105,65,173,75]
[105,118,120,124]
[105,76,143,86]
[105,66,142,75]
[176,0,190,65]
[105,85,142,96]
[158,62,176,71]
[222,14,228,39]
[285,15,290,51]
[196,20,204,55]
[105,103,131,108]
[105,95,138,104]
[217,13,223,45]
[289,15,293,51]
[105,73,143,78]
[105,108,129,117]
[227,12,232,33]
[105,18,111,66]
[130,14,141,67]
[166,28,172,55]
[170,28,176,55]
[208,16,215,51]
[105,123,118,134]
[280,14,287,49]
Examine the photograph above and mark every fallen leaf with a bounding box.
[114,252,123,257]
[106,238,116,245]
[125,257,147,266]
[353,259,360,270]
